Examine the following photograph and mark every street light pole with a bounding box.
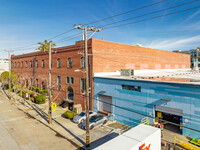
[74,24,102,147]
[48,42,52,124]
[5,50,13,100]
[84,26,90,147]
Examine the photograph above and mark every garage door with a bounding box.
[99,95,112,113]
[155,105,183,116]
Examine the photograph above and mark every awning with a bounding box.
[63,99,74,103]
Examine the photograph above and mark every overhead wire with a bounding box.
[66,91,200,133]
[104,5,200,30]
[84,0,169,26]
[102,0,200,27]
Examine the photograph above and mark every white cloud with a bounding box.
[144,35,200,50]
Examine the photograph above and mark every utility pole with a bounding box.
[4,50,13,100]
[48,42,52,124]
[75,24,102,147]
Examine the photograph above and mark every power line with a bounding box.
[84,0,168,26]
[102,0,200,27]
[62,90,200,133]
[72,92,200,133]
[104,5,200,30]
[66,91,200,119]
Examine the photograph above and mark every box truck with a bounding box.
[94,124,161,150]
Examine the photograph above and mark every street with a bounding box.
[0,91,77,150]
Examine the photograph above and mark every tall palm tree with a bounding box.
[37,40,56,51]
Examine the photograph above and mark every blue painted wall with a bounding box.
[94,77,200,138]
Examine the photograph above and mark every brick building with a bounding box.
[11,38,190,110]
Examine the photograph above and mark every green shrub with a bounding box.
[30,97,35,102]
[36,87,41,93]
[18,92,22,96]
[63,111,77,119]
[35,94,46,104]
[29,86,36,91]
[22,89,27,94]
[43,89,48,94]
[39,89,44,94]
[10,88,14,92]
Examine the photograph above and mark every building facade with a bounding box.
[11,39,190,110]
[190,48,200,70]
[93,76,200,138]
[0,59,9,75]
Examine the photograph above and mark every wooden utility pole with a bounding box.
[75,24,102,147]
[48,42,52,124]
[4,50,13,100]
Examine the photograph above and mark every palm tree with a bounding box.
[37,40,56,51]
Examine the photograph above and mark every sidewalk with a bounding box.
[2,90,115,149]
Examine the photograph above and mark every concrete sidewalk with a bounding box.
[2,90,115,149]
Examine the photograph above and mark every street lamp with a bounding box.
[74,67,90,147]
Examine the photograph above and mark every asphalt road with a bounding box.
[0,90,77,150]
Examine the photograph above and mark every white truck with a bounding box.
[94,124,161,150]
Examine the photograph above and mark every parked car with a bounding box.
[80,114,108,130]
[73,110,97,124]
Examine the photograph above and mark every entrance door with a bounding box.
[99,95,112,113]
[68,86,74,110]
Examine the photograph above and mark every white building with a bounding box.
[0,59,9,75]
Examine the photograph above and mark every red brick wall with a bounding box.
[11,43,87,110]
[91,39,190,72]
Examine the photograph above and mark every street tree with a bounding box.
[37,40,56,51]
[0,70,18,88]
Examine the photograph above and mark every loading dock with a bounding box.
[155,105,183,134]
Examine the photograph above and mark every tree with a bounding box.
[37,40,56,51]
[0,70,18,87]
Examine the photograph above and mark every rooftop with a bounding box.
[94,69,200,85]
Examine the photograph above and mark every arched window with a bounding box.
[68,57,72,68]
[42,81,45,90]
[42,60,45,68]
[30,60,32,68]
[18,61,20,68]
[15,62,16,68]
[81,57,85,68]
[57,58,61,68]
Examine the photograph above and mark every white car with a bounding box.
[73,110,97,124]
[80,114,108,130]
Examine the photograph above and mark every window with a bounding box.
[15,62,16,68]
[66,77,70,84]
[57,76,61,86]
[122,84,141,92]
[81,57,86,68]
[18,61,20,68]
[80,78,86,92]
[30,60,32,68]
[71,77,74,84]
[68,57,72,68]
[42,60,45,68]
[135,86,141,92]
[25,61,28,68]
[21,61,23,68]
[36,60,38,68]
[57,58,61,68]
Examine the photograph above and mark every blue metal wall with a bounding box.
[94,77,200,138]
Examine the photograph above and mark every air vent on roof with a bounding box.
[120,69,134,76]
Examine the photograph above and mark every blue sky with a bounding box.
[0,0,200,58]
